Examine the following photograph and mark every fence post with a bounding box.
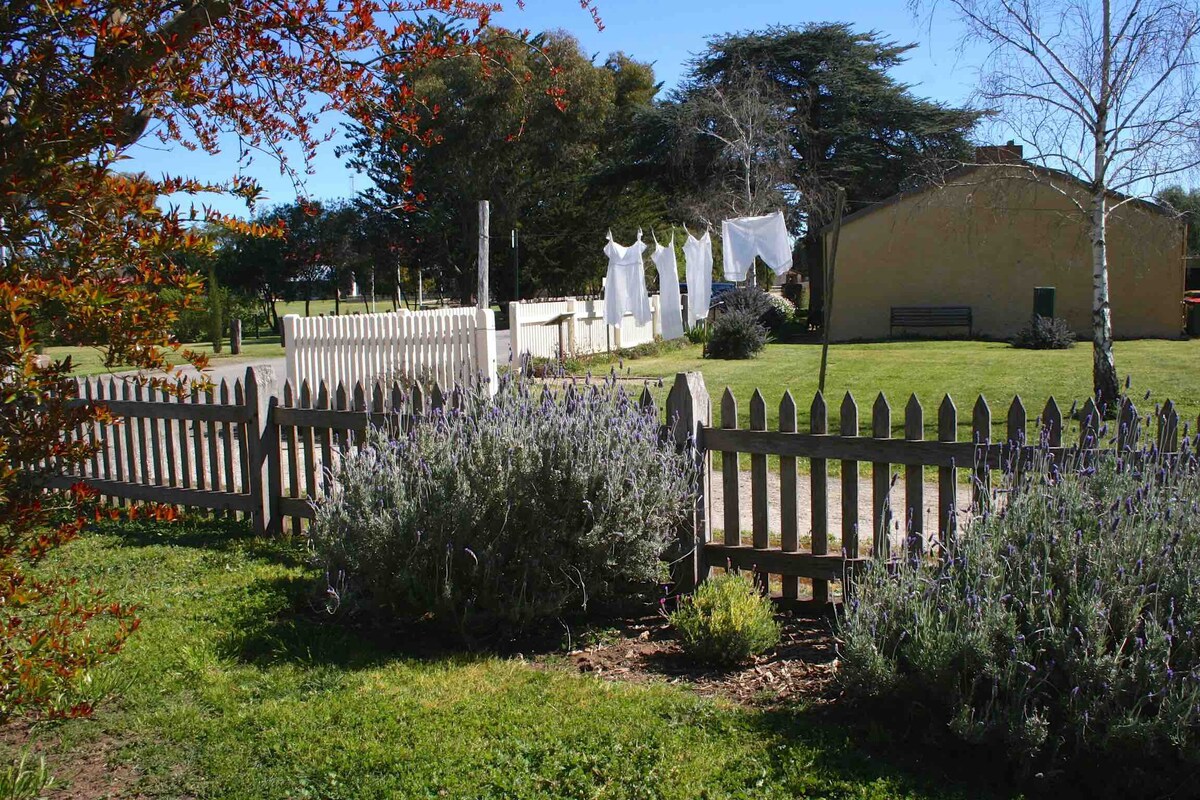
[474,307,498,394]
[567,298,578,355]
[282,314,299,388]
[508,302,522,364]
[668,371,711,593]
[245,366,280,536]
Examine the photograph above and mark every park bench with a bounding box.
[889,305,973,336]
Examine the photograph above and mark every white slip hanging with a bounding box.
[651,231,685,340]
[721,210,792,281]
[683,227,714,327]
[603,230,652,327]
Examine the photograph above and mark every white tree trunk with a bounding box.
[1090,186,1119,411]
[1091,0,1120,413]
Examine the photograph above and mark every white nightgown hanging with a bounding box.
[651,231,685,340]
[683,227,714,327]
[603,230,652,327]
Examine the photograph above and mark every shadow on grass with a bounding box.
[746,703,1019,800]
[88,515,309,569]
[216,570,500,674]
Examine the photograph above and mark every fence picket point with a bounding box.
[937,395,957,545]
[840,392,860,560]
[809,391,829,604]
[779,391,799,601]
[904,394,923,557]
[871,393,892,560]
[720,388,740,548]
[972,396,992,511]
[162,385,178,489]
[1158,399,1179,452]
[220,380,236,502]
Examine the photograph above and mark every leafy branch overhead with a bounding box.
[1,0,578,724]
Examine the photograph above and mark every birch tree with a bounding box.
[922,0,1200,409]
[671,64,793,285]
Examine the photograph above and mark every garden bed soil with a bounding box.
[0,722,158,800]
[545,611,839,709]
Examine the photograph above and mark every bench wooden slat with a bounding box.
[890,305,972,334]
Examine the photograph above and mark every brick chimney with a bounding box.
[975,140,1024,164]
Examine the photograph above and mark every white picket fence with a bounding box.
[283,307,497,394]
[510,295,685,360]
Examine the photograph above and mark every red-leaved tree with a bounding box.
[0,0,595,722]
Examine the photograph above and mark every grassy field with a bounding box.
[4,517,1004,800]
[43,336,286,378]
[594,339,1200,438]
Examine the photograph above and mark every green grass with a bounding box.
[43,336,286,377]
[593,339,1200,439]
[5,517,1003,799]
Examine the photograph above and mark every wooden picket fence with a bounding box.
[282,307,497,398]
[28,367,1195,603]
[508,295,674,360]
[692,386,1189,602]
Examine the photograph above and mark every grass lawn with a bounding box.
[43,336,286,378]
[4,517,1004,800]
[595,339,1200,439]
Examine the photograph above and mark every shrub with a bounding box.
[670,572,780,667]
[764,292,797,325]
[838,440,1200,797]
[1011,315,1076,349]
[719,287,789,331]
[685,324,709,346]
[706,311,767,359]
[781,281,805,310]
[307,375,694,635]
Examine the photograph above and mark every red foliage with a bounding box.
[0,0,597,723]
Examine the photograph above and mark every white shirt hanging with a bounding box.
[603,230,652,327]
[683,228,713,327]
[721,211,792,281]
[651,232,685,340]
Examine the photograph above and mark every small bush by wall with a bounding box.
[670,572,780,667]
[720,288,790,331]
[838,443,1200,797]
[307,375,694,635]
[706,311,767,359]
[1011,315,1076,349]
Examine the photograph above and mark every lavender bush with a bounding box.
[839,431,1200,796]
[307,374,693,634]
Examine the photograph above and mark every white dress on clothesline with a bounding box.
[652,232,685,340]
[603,230,652,327]
[683,228,713,327]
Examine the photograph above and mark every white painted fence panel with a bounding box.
[510,295,683,360]
[283,307,497,394]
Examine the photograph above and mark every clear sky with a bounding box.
[123,0,985,219]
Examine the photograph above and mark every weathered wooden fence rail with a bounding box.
[30,368,1195,604]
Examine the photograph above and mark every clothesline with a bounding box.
[601,210,792,336]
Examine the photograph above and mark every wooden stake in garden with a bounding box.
[818,187,846,395]
[478,200,489,311]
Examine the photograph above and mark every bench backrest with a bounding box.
[890,306,972,327]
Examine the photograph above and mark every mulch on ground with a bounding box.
[544,611,840,709]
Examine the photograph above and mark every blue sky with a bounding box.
[123,0,984,219]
